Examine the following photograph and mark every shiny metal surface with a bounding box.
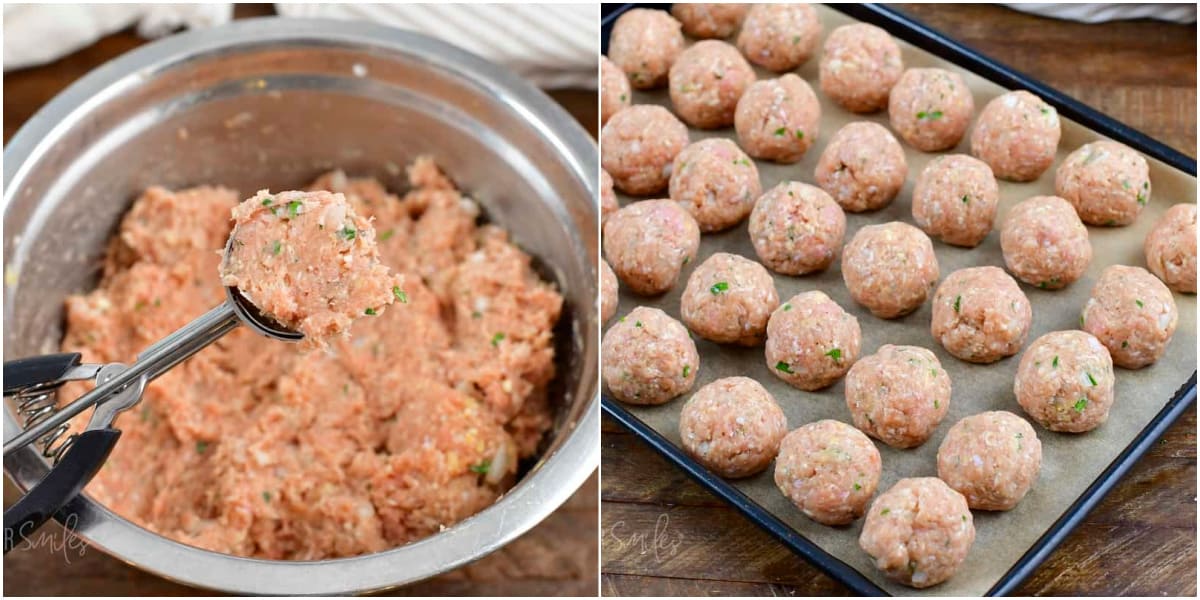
[3,18,599,595]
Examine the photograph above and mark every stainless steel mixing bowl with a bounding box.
[2,18,599,595]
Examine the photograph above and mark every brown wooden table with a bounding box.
[2,5,598,596]
[602,4,1197,597]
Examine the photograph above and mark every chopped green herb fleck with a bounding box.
[393,286,408,303]
[339,226,357,241]
[1135,299,1144,308]
[262,491,272,503]
[469,460,491,474]
[364,307,377,316]
[1122,179,1131,189]
[1040,107,1049,115]
[1073,397,1087,412]
[271,240,282,256]
[825,348,842,362]
[287,200,302,218]
[472,311,483,319]
[619,93,627,102]
[635,321,643,328]
[710,281,730,295]
[783,303,793,311]
[933,399,940,409]
[1080,314,1086,327]
[1121,340,1129,348]
[961,195,969,204]
[791,35,801,44]
[683,365,691,378]
[1052,355,1059,368]
[881,508,890,515]
[774,127,787,136]
[853,483,862,491]
[962,514,968,522]
[491,332,506,346]
[134,300,147,311]
[1104,219,1117,226]
[1086,372,1097,386]
[196,441,209,454]
[775,361,794,374]
[1136,191,1146,205]
[953,295,962,313]
[795,130,804,140]
[261,196,274,206]
[735,158,751,167]
[930,368,938,378]
[379,228,395,241]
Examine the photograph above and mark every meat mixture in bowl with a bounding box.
[57,157,564,560]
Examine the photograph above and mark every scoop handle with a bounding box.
[2,353,81,395]
[3,428,120,554]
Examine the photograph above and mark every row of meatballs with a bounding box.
[604,258,1175,433]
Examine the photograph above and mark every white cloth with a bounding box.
[1006,3,1196,24]
[2,3,598,89]
[274,4,597,89]
[2,4,231,70]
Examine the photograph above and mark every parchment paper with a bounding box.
[607,6,1197,596]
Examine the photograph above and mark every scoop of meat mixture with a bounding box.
[220,189,404,348]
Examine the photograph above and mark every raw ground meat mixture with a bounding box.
[57,157,563,560]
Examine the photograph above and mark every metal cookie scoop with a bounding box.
[2,229,301,552]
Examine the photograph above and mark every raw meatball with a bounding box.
[938,411,1042,510]
[845,345,951,449]
[911,154,999,248]
[1014,330,1115,433]
[1144,203,1197,293]
[608,8,685,89]
[603,199,700,295]
[602,306,699,404]
[221,190,403,349]
[842,222,939,319]
[888,68,974,152]
[669,40,756,129]
[679,377,787,478]
[734,74,821,163]
[931,266,1033,363]
[736,3,821,72]
[970,90,1061,182]
[819,23,903,114]
[859,478,975,589]
[748,181,846,275]
[814,121,907,212]
[600,169,618,229]
[671,3,748,39]
[600,56,631,126]
[601,105,689,196]
[774,420,882,526]
[669,138,762,232]
[601,259,619,324]
[765,291,862,391]
[1055,140,1152,226]
[1081,265,1178,369]
[1000,195,1092,289]
[680,252,779,345]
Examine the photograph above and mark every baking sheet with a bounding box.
[605,5,1197,597]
